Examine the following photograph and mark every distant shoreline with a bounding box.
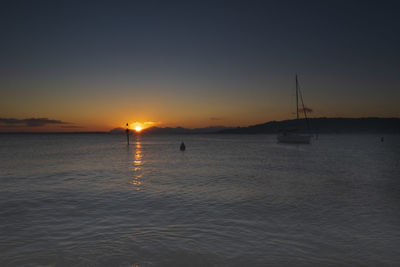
[0,131,108,134]
[1,117,399,135]
[218,117,400,134]
[1,132,398,135]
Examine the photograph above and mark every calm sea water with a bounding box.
[0,134,399,266]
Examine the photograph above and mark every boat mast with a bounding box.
[298,78,311,131]
[296,74,299,120]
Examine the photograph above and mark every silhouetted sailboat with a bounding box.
[277,75,312,144]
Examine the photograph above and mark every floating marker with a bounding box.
[126,123,130,145]
[180,142,186,151]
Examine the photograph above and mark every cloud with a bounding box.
[209,117,223,121]
[0,117,70,127]
[143,121,163,126]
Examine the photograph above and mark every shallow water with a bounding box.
[0,134,399,266]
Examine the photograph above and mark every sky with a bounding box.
[1,0,399,132]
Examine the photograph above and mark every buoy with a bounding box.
[180,142,186,151]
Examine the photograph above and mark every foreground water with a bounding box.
[0,134,399,266]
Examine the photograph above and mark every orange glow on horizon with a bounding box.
[129,122,144,131]
[127,121,158,132]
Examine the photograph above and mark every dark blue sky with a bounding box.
[1,0,399,130]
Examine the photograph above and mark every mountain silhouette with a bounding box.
[218,117,400,134]
[108,118,400,135]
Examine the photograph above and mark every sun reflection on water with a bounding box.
[130,136,143,190]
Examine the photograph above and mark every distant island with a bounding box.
[109,117,400,135]
[218,117,400,134]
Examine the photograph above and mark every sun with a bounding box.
[128,122,145,132]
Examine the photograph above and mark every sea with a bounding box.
[0,133,399,267]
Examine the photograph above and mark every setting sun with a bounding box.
[129,122,145,132]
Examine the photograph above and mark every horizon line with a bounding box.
[1,117,399,134]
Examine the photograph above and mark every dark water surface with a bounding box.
[0,134,399,266]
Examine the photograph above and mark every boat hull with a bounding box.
[277,133,312,144]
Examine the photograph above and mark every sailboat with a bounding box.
[277,75,312,144]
